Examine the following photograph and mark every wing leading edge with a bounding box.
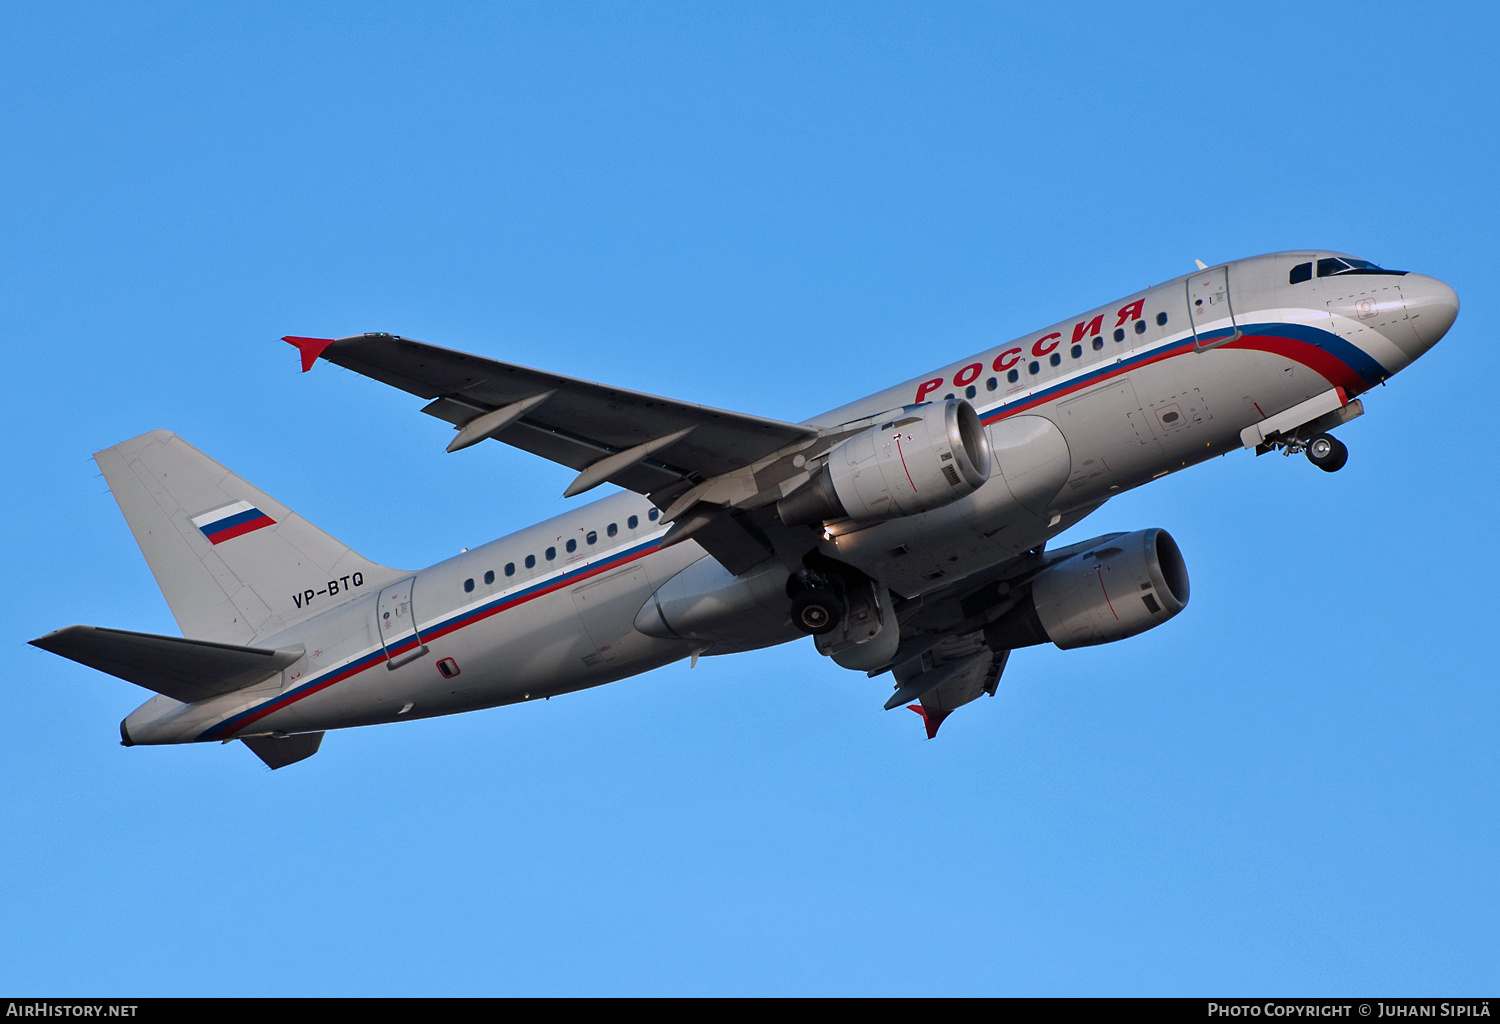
[285,333,817,511]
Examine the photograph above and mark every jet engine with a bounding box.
[778,399,991,527]
[988,529,1190,650]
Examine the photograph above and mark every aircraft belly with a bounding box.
[825,485,1057,597]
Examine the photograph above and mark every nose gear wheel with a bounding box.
[1305,433,1349,473]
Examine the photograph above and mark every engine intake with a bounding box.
[989,529,1190,650]
[778,399,991,527]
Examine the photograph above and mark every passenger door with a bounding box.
[376,577,429,669]
[1187,266,1238,348]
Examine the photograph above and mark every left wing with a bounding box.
[285,333,817,512]
[873,529,1120,737]
[890,633,1009,739]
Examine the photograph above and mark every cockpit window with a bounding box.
[1290,262,1312,284]
[1316,257,1405,278]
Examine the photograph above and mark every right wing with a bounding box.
[286,332,908,573]
[286,333,818,511]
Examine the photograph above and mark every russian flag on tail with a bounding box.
[191,500,276,545]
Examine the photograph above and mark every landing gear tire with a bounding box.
[790,588,845,635]
[1306,433,1348,473]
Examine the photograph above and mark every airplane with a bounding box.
[30,251,1458,768]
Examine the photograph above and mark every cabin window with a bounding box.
[1070,344,1082,359]
[505,563,515,577]
[1092,336,1104,350]
[545,547,556,560]
[628,515,639,529]
[608,523,618,537]
[945,392,955,400]
[586,530,597,545]
[1028,360,1040,375]
[483,570,494,585]
[1114,327,1125,342]
[648,509,659,521]
[1134,320,1147,334]
[1156,311,1168,326]
[566,538,577,553]
[463,578,474,593]
[1007,369,1020,383]
[965,384,976,399]
[1290,261,1313,284]
[986,377,997,391]
[525,554,536,569]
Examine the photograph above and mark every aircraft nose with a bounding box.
[1404,274,1460,348]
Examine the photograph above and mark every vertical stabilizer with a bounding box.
[95,430,407,645]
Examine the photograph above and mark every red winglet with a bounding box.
[907,704,951,740]
[282,336,337,373]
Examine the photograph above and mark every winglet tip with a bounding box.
[907,704,952,739]
[282,336,337,373]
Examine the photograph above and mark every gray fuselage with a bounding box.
[122,251,1459,746]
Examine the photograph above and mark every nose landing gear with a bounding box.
[1259,431,1349,473]
[1304,433,1349,473]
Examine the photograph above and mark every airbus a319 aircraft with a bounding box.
[32,252,1458,768]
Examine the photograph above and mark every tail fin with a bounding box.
[95,430,407,645]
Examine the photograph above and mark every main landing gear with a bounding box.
[787,570,846,635]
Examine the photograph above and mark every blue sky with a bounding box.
[4,1,1496,995]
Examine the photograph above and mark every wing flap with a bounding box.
[31,625,301,705]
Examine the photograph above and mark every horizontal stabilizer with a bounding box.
[242,732,323,769]
[30,625,301,705]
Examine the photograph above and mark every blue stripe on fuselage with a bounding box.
[197,536,664,741]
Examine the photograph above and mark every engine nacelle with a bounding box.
[778,399,991,527]
[991,529,1190,650]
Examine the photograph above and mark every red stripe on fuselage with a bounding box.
[219,652,385,736]
[983,331,1368,427]
[215,544,659,739]
[217,329,1366,739]
[1222,333,1367,397]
